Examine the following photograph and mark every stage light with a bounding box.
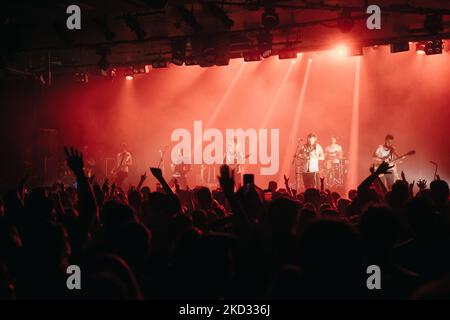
[124,15,146,41]
[415,42,426,55]
[261,4,278,29]
[334,45,362,57]
[258,31,272,58]
[171,38,186,66]
[243,51,262,62]
[185,56,198,66]
[106,68,117,79]
[125,74,134,80]
[425,40,443,55]
[416,40,442,55]
[335,45,348,56]
[132,65,147,74]
[390,41,410,53]
[74,72,88,83]
[308,58,312,62]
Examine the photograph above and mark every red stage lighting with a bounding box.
[335,45,348,56]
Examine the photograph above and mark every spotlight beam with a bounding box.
[260,61,296,129]
[205,61,247,130]
[192,61,247,165]
[346,56,362,194]
[242,58,298,175]
[278,55,312,187]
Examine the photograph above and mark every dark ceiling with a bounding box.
[1,0,450,78]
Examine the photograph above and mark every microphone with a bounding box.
[430,161,437,166]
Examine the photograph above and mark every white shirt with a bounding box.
[325,143,343,163]
[116,151,132,173]
[301,144,324,173]
[374,145,395,162]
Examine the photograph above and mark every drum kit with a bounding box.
[322,156,348,188]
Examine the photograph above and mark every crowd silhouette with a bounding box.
[0,146,449,300]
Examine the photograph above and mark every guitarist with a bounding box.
[372,134,399,190]
[225,137,245,188]
[112,143,133,188]
[169,149,191,189]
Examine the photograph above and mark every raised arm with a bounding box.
[137,172,147,192]
[150,167,174,196]
[64,146,98,239]
[218,164,251,236]
[358,161,394,193]
[283,174,293,197]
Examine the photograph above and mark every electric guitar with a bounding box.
[373,150,416,176]
[110,152,130,181]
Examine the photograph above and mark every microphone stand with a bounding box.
[158,146,168,175]
[430,161,438,180]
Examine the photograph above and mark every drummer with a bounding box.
[325,136,343,164]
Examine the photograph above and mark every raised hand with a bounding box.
[283,174,289,185]
[150,167,173,195]
[64,146,84,176]
[409,180,415,196]
[375,161,394,176]
[140,172,147,182]
[401,170,406,182]
[218,164,235,196]
[417,179,427,191]
[150,167,163,180]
